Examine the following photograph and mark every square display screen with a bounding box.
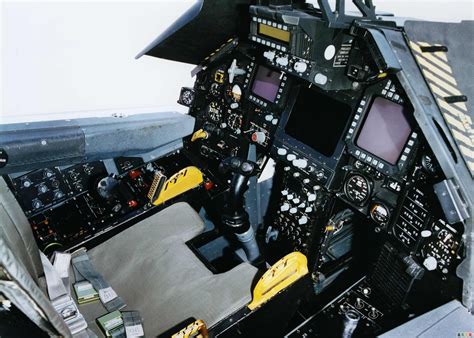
[251,65,282,103]
[285,85,352,157]
[356,97,412,165]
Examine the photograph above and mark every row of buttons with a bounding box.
[253,16,289,31]
[251,35,288,52]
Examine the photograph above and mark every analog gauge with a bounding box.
[210,82,222,96]
[227,113,243,132]
[344,174,370,204]
[207,102,222,122]
[370,202,390,225]
[178,88,195,107]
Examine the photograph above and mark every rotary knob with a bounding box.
[22,179,32,188]
[287,154,296,161]
[37,184,48,194]
[251,131,266,144]
[276,56,289,67]
[294,61,308,73]
[277,148,288,156]
[280,203,290,212]
[298,216,308,225]
[32,199,43,210]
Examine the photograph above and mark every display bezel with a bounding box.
[246,64,289,108]
[273,85,351,174]
[345,91,417,176]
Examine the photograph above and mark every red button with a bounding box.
[204,181,215,191]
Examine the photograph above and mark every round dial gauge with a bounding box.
[179,89,195,106]
[370,203,390,225]
[227,113,243,132]
[344,174,370,204]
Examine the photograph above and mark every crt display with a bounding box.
[285,85,352,157]
[356,97,412,165]
[251,66,281,103]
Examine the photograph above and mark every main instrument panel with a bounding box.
[179,3,466,335]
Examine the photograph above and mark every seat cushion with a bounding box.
[77,202,258,336]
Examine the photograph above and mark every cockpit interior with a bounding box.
[1,0,473,337]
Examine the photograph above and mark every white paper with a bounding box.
[125,324,144,337]
[99,287,118,303]
[53,252,71,279]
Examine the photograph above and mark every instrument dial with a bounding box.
[178,88,195,107]
[227,113,243,132]
[370,202,390,225]
[344,174,370,204]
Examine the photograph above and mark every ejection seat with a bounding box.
[0,178,258,336]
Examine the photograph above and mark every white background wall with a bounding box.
[1,0,473,124]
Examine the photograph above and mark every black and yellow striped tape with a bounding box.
[410,41,474,176]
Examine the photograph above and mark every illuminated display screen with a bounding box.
[356,97,412,165]
[258,23,290,43]
[251,66,282,103]
[285,85,352,157]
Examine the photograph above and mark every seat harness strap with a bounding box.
[40,252,88,335]
[71,250,126,312]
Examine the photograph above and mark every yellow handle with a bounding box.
[171,319,208,338]
[191,129,209,142]
[248,252,308,311]
[152,166,203,206]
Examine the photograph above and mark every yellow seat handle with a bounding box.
[152,166,204,206]
[248,252,308,311]
[171,319,208,338]
[191,129,209,142]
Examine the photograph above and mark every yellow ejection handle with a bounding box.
[152,166,204,205]
[191,129,208,142]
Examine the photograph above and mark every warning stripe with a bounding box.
[410,41,474,176]
[410,42,452,73]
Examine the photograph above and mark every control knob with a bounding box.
[277,148,287,156]
[43,169,54,178]
[289,207,297,214]
[263,50,275,61]
[307,193,317,202]
[32,199,43,210]
[251,131,266,144]
[294,61,308,73]
[280,203,290,212]
[298,216,308,225]
[22,179,32,188]
[54,190,64,199]
[423,256,438,271]
[287,154,296,161]
[37,184,48,194]
[276,56,289,67]
[292,158,308,169]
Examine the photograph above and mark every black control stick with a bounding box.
[219,157,261,262]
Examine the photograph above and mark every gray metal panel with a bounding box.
[380,300,474,337]
[0,125,84,173]
[0,112,195,174]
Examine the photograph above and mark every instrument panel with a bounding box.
[7,153,193,253]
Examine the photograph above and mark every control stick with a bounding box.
[219,157,261,262]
